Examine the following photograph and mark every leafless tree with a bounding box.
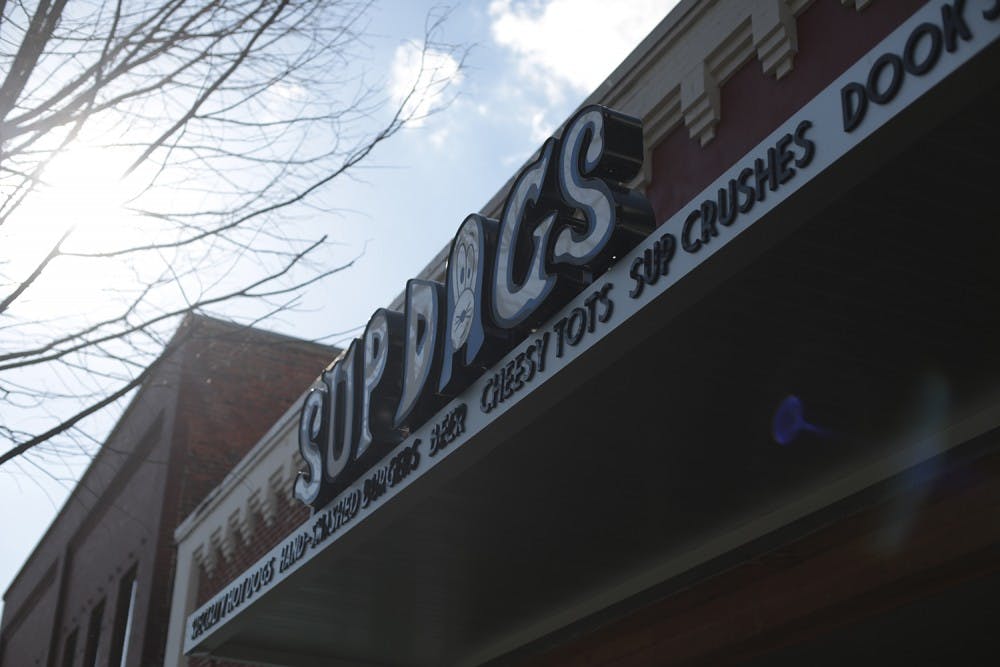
[0,0,463,471]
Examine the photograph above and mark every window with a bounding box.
[107,567,137,667]
[83,598,104,667]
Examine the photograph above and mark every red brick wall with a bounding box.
[143,317,333,667]
[181,325,323,666]
[0,315,332,667]
[193,492,309,610]
[172,321,333,521]
[646,0,928,225]
[188,492,310,667]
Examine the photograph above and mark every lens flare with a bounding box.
[772,395,831,446]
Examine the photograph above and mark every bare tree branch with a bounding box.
[0,226,71,314]
[0,0,465,469]
[0,357,152,467]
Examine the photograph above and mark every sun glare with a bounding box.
[3,144,144,320]
[40,145,132,243]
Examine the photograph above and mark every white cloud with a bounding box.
[272,82,308,101]
[429,127,451,148]
[390,40,463,127]
[489,0,679,102]
[528,106,555,143]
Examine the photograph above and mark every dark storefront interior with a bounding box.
[500,77,1000,667]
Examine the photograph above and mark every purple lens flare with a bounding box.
[772,395,831,446]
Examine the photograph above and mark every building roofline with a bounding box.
[2,313,332,602]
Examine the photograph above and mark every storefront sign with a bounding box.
[187,0,1000,649]
[293,105,655,509]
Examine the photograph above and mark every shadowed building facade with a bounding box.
[0,315,332,667]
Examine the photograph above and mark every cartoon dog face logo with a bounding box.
[450,224,479,347]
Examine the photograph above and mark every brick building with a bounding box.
[176,1,1000,665]
[0,315,332,667]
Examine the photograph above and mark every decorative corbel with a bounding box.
[753,0,798,80]
[681,62,721,146]
[247,487,274,528]
[193,542,215,578]
[209,524,233,563]
[228,506,251,546]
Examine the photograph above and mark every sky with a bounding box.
[0,0,680,611]
[277,0,680,345]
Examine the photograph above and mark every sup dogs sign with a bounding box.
[295,106,654,508]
